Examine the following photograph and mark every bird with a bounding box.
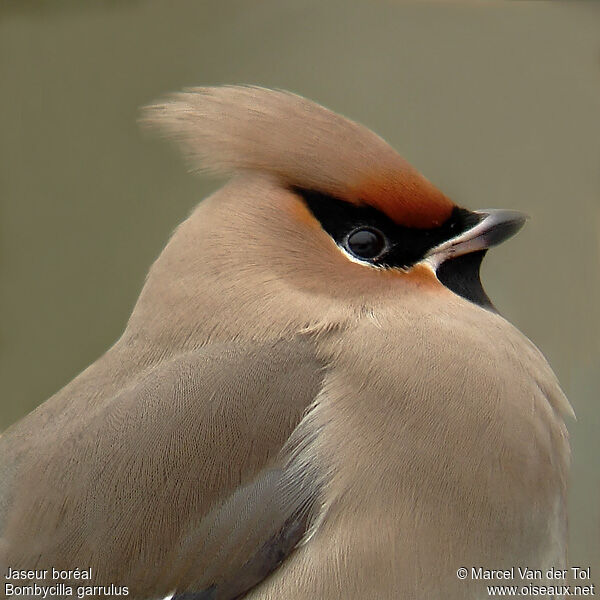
[0,86,573,600]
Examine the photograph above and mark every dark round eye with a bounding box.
[346,227,386,260]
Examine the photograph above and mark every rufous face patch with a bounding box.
[351,169,455,229]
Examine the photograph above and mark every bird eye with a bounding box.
[345,227,386,260]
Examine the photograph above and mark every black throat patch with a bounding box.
[294,187,495,311]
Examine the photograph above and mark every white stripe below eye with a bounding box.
[336,243,390,269]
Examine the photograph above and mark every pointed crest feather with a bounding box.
[141,85,454,228]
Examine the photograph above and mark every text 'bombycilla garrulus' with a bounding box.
[0,86,573,600]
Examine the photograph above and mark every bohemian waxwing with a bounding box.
[0,86,573,600]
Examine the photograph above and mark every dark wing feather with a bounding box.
[0,338,324,599]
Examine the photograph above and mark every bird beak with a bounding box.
[426,209,528,264]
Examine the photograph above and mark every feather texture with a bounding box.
[141,86,453,228]
[0,86,572,600]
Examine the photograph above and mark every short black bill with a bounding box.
[425,209,528,264]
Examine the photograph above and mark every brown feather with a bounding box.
[141,86,454,228]
[0,87,572,600]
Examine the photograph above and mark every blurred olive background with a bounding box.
[1,0,598,570]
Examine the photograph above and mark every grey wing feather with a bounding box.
[171,466,319,600]
[0,338,325,600]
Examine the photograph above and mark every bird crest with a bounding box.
[141,85,454,228]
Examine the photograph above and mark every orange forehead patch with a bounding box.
[351,170,455,229]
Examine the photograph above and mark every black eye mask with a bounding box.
[295,186,494,310]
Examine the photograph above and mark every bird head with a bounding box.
[137,86,526,344]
